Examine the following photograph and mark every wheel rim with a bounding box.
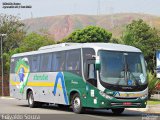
[73,97,81,110]
[29,94,33,105]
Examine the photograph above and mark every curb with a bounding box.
[0,97,15,99]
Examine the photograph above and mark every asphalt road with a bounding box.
[0,97,158,120]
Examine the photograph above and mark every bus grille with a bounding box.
[115,97,139,100]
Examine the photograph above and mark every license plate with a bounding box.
[123,102,132,105]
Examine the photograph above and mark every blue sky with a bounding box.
[0,0,160,20]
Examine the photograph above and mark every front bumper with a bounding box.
[99,96,147,109]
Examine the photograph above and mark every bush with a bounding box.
[147,71,160,99]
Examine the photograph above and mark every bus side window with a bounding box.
[40,53,52,72]
[52,52,65,71]
[82,48,95,81]
[88,64,96,79]
[87,63,97,87]
[66,49,81,75]
[31,55,40,72]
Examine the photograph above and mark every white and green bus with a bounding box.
[10,43,148,114]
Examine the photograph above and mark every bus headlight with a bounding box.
[99,91,113,99]
[140,94,148,99]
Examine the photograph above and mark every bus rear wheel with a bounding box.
[28,91,38,108]
[111,108,125,115]
[71,93,84,114]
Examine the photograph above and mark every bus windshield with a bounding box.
[99,50,147,86]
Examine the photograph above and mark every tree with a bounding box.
[63,26,112,43]
[0,14,26,53]
[20,32,55,52]
[110,37,122,44]
[122,19,160,71]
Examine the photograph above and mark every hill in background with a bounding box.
[23,13,160,41]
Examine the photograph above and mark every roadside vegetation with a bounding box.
[147,99,160,105]
[147,72,160,99]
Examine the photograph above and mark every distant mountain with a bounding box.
[23,13,160,41]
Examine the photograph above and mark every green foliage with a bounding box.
[147,71,160,99]
[20,32,55,52]
[122,19,160,71]
[63,26,112,43]
[0,14,26,53]
[110,37,122,44]
[147,99,160,105]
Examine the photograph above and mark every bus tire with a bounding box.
[27,91,38,108]
[111,108,125,115]
[71,93,84,114]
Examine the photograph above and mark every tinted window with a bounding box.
[52,52,65,71]
[82,48,95,80]
[88,64,96,79]
[31,55,40,72]
[40,53,52,72]
[66,49,81,71]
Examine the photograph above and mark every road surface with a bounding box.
[0,97,159,120]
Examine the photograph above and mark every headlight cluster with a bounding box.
[140,94,148,99]
[99,91,113,99]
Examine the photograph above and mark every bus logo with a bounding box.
[52,72,69,105]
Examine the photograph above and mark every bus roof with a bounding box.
[12,43,141,57]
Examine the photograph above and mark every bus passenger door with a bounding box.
[85,60,99,107]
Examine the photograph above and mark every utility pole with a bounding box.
[0,33,7,96]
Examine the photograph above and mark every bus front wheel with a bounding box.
[111,108,125,115]
[71,93,84,114]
